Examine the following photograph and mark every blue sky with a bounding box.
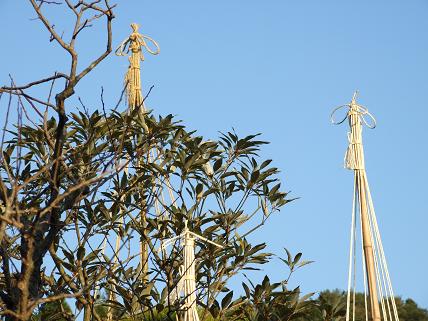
[1,0,427,308]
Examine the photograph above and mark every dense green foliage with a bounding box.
[298,290,428,321]
[1,102,298,321]
[34,288,428,321]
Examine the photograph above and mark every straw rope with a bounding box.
[114,22,162,286]
[95,23,166,318]
[366,179,400,321]
[116,23,160,114]
[345,174,357,321]
[360,195,369,321]
[105,23,187,318]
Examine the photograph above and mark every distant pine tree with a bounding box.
[299,290,428,321]
[396,298,428,321]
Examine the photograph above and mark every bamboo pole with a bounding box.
[344,94,381,321]
[357,172,381,321]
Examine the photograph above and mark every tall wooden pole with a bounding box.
[116,23,160,285]
[348,95,381,321]
[357,173,381,321]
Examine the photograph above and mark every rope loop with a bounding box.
[330,104,351,125]
[115,23,160,57]
[141,34,160,56]
[330,92,377,129]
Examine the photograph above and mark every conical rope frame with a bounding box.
[160,220,224,321]
[332,92,400,321]
[93,23,178,320]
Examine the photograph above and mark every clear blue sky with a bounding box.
[1,0,427,308]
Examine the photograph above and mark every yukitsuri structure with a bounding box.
[114,21,161,285]
[99,23,163,320]
[332,92,400,321]
[160,220,223,321]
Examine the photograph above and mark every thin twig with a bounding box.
[0,73,68,91]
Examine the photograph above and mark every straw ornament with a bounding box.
[116,23,160,113]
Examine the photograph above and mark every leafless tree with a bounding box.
[0,1,116,320]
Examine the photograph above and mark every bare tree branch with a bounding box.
[0,73,69,91]
[28,0,71,52]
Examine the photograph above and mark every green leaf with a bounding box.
[284,248,292,266]
[293,252,302,265]
[221,290,234,310]
[195,183,203,198]
[242,282,251,298]
[213,158,223,172]
[77,246,85,261]
[297,260,314,268]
